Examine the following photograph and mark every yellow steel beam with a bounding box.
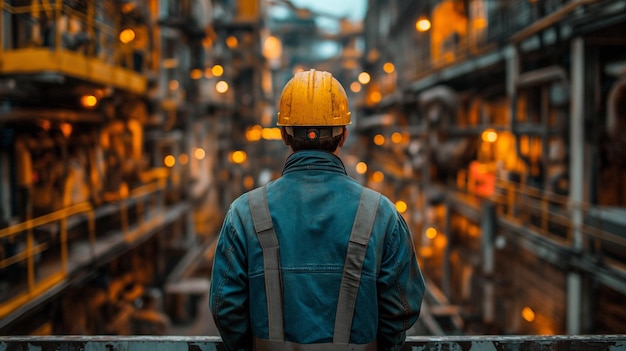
[0,49,146,94]
[0,242,48,269]
[27,230,35,291]
[1,2,52,14]
[0,202,92,238]
[55,0,61,52]
[0,271,65,319]
[60,218,68,273]
[0,1,3,54]
[124,215,163,244]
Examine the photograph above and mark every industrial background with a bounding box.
[0,0,625,338]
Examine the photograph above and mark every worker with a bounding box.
[209,69,425,351]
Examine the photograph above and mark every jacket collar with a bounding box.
[282,150,347,176]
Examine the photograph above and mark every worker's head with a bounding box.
[277,69,351,153]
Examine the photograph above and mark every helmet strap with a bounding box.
[331,126,344,137]
[284,126,344,140]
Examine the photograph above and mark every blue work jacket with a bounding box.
[209,150,425,351]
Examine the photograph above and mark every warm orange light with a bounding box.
[179,154,189,165]
[416,18,431,32]
[262,128,282,140]
[358,72,371,84]
[350,82,361,93]
[434,235,448,249]
[482,129,498,143]
[246,125,263,141]
[391,132,402,144]
[425,227,437,239]
[395,200,408,213]
[190,69,203,80]
[373,134,385,146]
[469,224,481,237]
[59,123,72,137]
[474,18,487,29]
[226,35,238,48]
[355,162,367,174]
[163,58,178,69]
[383,62,395,73]
[244,175,255,190]
[194,148,206,160]
[169,80,179,91]
[212,65,224,77]
[81,95,98,108]
[119,28,135,43]
[372,171,384,182]
[420,246,434,258]
[38,120,51,131]
[120,183,129,199]
[367,49,380,62]
[522,306,536,322]
[263,35,282,60]
[202,36,213,48]
[370,91,382,104]
[164,155,176,167]
[121,3,134,13]
[216,80,229,93]
[231,150,247,164]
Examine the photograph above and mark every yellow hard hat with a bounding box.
[277,69,351,126]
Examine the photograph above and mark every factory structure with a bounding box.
[0,0,625,337]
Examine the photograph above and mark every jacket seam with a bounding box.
[212,218,237,346]
[389,214,412,330]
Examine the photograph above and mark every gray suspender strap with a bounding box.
[333,188,381,344]
[249,186,380,346]
[253,338,378,351]
[249,186,285,341]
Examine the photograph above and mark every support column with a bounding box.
[567,36,585,335]
[0,150,9,224]
[442,200,452,299]
[481,202,496,326]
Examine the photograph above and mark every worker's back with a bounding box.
[210,150,424,350]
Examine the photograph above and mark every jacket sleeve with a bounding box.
[209,209,252,351]
[377,213,425,351]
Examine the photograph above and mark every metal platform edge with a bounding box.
[0,335,624,351]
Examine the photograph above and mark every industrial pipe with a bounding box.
[607,77,626,139]
[511,0,603,43]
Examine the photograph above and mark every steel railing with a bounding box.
[0,179,166,320]
[405,0,603,81]
[479,177,626,261]
[0,0,149,93]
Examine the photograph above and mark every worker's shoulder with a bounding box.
[226,189,255,215]
[228,183,273,211]
[359,186,396,213]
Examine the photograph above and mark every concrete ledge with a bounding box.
[1,335,625,351]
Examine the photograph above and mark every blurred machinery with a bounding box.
[0,0,266,335]
[358,0,626,335]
